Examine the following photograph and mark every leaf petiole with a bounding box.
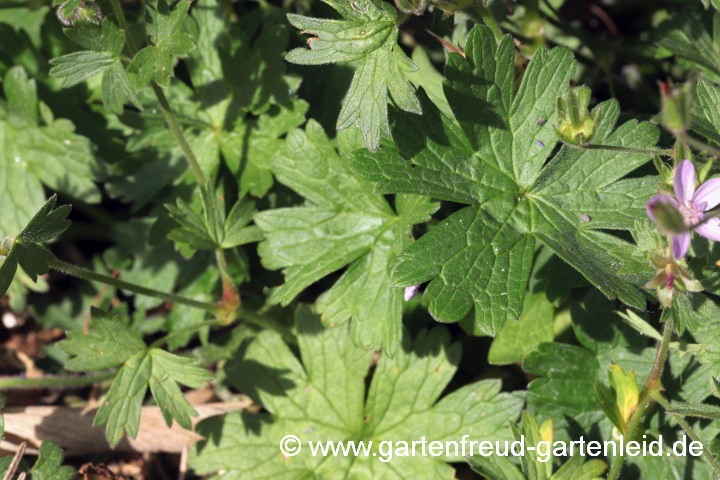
[48,259,219,313]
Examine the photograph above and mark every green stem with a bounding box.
[647,318,673,389]
[651,391,720,476]
[48,259,218,313]
[108,0,139,54]
[0,372,115,390]
[150,83,208,187]
[607,319,674,480]
[215,248,237,300]
[607,394,653,480]
[676,132,720,158]
[573,143,673,156]
[150,319,225,349]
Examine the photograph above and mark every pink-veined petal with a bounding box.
[696,217,720,242]
[672,233,691,259]
[693,178,720,211]
[646,195,679,222]
[675,160,696,204]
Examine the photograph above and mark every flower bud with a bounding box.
[646,196,686,234]
[55,0,102,27]
[554,84,598,145]
[660,81,692,134]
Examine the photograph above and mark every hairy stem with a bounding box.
[0,372,115,390]
[647,318,673,389]
[651,391,720,476]
[676,132,720,158]
[48,259,218,313]
[607,318,674,480]
[466,6,504,42]
[572,143,673,156]
[215,248,238,302]
[607,394,653,480]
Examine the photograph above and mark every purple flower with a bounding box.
[647,160,720,259]
[404,285,421,302]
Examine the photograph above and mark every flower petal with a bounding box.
[696,217,720,242]
[692,178,720,211]
[672,233,691,259]
[646,195,679,222]
[674,160,696,204]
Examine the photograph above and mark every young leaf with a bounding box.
[468,412,607,480]
[189,306,522,479]
[0,194,71,297]
[255,120,439,354]
[58,308,213,447]
[352,26,658,334]
[286,0,421,152]
[127,0,195,89]
[31,441,76,480]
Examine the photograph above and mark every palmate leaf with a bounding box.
[58,308,213,447]
[352,26,659,335]
[255,120,438,354]
[286,0,421,153]
[189,306,522,479]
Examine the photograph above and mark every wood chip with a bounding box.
[2,401,250,455]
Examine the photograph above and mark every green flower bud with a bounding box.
[554,84,599,145]
[660,81,692,134]
[646,196,686,235]
[55,0,102,27]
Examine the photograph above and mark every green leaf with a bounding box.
[693,76,720,145]
[0,194,72,296]
[352,26,658,332]
[255,120,437,354]
[488,291,554,365]
[127,0,195,90]
[222,198,263,248]
[286,0,421,152]
[93,350,152,447]
[190,306,522,479]
[59,309,213,447]
[220,99,309,196]
[469,412,607,480]
[59,307,146,371]
[149,349,214,429]
[0,66,102,241]
[656,13,720,74]
[31,442,76,480]
[127,45,174,89]
[101,60,143,114]
[48,50,114,87]
[166,198,218,250]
